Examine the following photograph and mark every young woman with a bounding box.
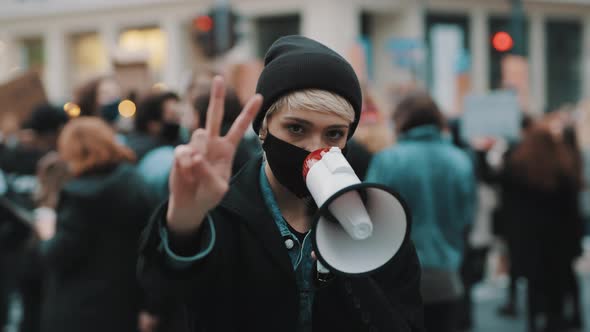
[36,117,157,332]
[138,36,424,332]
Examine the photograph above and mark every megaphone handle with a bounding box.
[316,260,334,284]
[317,261,330,274]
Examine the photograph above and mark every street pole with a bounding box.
[214,0,230,54]
[510,0,526,56]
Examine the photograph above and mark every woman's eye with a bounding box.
[326,130,344,140]
[288,124,304,135]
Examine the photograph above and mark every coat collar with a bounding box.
[64,163,131,198]
[398,124,448,142]
[219,156,296,281]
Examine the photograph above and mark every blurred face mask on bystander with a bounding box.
[97,78,123,123]
[159,98,182,142]
[100,99,121,123]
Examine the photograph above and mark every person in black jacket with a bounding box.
[138,35,424,332]
[502,123,583,332]
[0,187,34,330]
[34,117,157,332]
[0,103,69,332]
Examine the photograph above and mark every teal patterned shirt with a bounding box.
[259,164,314,332]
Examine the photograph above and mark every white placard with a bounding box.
[461,90,522,142]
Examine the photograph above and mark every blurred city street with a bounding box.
[471,273,590,332]
[469,248,590,332]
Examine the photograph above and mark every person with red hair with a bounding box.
[34,117,157,332]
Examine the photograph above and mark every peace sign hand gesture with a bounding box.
[167,76,263,235]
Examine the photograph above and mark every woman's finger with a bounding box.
[174,145,193,169]
[174,145,197,183]
[189,128,208,157]
[191,154,229,193]
[205,76,226,138]
[226,94,263,146]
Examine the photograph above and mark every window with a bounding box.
[255,15,300,58]
[20,37,44,71]
[545,19,581,112]
[119,27,166,80]
[70,32,108,87]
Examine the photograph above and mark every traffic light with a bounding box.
[192,7,239,58]
[193,14,215,57]
[492,31,514,53]
[193,15,213,33]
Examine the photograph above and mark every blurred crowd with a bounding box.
[0,41,589,332]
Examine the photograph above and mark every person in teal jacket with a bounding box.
[366,92,476,332]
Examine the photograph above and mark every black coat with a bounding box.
[138,157,424,332]
[499,169,583,283]
[40,163,156,332]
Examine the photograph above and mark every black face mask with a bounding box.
[262,132,312,198]
[160,122,180,142]
[100,100,121,123]
[262,132,348,199]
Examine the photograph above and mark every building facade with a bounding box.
[1,0,590,114]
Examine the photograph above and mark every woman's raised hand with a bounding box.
[167,76,262,234]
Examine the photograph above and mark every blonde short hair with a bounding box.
[260,89,355,134]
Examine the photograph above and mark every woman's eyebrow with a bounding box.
[282,116,349,129]
[327,124,350,129]
[283,116,313,126]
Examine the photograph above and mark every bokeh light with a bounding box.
[64,102,81,118]
[118,99,136,118]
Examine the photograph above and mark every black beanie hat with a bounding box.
[254,35,362,139]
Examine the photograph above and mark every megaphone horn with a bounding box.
[303,147,411,276]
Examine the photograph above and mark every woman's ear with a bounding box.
[258,128,267,142]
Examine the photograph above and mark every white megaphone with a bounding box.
[303,147,410,275]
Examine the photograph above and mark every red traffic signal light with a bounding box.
[192,8,239,58]
[492,31,514,52]
[193,15,213,32]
